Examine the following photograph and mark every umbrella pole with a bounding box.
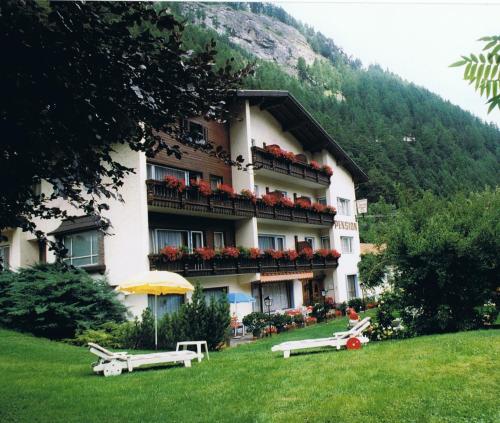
[155,294,158,350]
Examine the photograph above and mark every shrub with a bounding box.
[476,302,499,326]
[204,294,231,350]
[69,321,134,348]
[242,312,269,336]
[311,303,327,322]
[293,313,305,326]
[272,313,292,332]
[0,264,126,339]
[347,298,364,312]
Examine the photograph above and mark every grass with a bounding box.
[0,314,499,423]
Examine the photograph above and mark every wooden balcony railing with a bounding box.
[146,180,335,226]
[148,254,339,276]
[251,146,331,186]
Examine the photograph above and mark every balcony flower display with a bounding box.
[221,246,240,258]
[278,196,294,208]
[283,151,297,162]
[190,179,212,196]
[215,183,235,198]
[299,246,314,260]
[309,160,321,170]
[261,193,278,207]
[264,249,284,260]
[164,175,186,192]
[284,249,299,261]
[315,249,341,259]
[324,205,336,214]
[240,189,257,204]
[311,202,326,213]
[160,246,182,261]
[322,165,333,176]
[249,247,261,259]
[294,197,311,210]
[194,247,216,261]
[264,144,297,162]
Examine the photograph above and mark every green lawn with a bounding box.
[1,315,499,423]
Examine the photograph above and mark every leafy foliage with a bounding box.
[0,1,251,254]
[0,264,126,339]
[451,35,500,113]
[358,252,389,291]
[384,189,499,334]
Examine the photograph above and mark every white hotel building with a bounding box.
[1,90,368,320]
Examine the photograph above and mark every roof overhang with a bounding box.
[236,90,368,184]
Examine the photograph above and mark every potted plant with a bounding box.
[242,312,269,338]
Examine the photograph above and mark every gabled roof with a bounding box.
[236,90,368,183]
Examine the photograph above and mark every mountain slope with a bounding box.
[167,2,500,203]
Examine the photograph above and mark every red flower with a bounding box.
[322,165,333,176]
[306,316,317,324]
[295,198,311,210]
[261,194,278,207]
[299,247,314,260]
[264,145,296,162]
[309,160,321,170]
[160,246,181,261]
[278,196,294,208]
[265,249,284,259]
[315,248,330,258]
[284,249,299,261]
[330,249,341,258]
[190,179,212,196]
[164,175,186,192]
[324,205,336,214]
[249,247,261,259]
[194,247,216,261]
[311,202,326,213]
[283,151,297,162]
[216,183,235,198]
[240,189,257,204]
[221,247,240,258]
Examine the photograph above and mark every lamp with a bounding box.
[264,296,273,337]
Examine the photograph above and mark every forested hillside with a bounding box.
[164,2,500,204]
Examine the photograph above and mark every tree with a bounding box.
[358,252,389,293]
[0,1,252,260]
[451,35,500,113]
[384,189,499,334]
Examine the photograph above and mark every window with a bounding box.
[203,287,228,305]
[258,234,285,251]
[320,236,331,250]
[346,275,358,299]
[252,281,293,312]
[304,237,315,249]
[147,164,201,185]
[214,232,225,249]
[317,197,327,206]
[254,185,260,197]
[340,236,353,254]
[210,175,223,190]
[185,120,208,145]
[153,229,204,253]
[337,197,351,216]
[148,294,184,318]
[63,231,100,267]
[0,245,10,270]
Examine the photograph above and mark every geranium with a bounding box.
[283,151,297,162]
[215,183,235,198]
[194,247,216,261]
[190,179,212,196]
[322,165,333,176]
[264,144,283,158]
[240,189,257,204]
[160,246,181,261]
[286,309,302,316]
[278,196,294,208]
[311,202,326,213]
[315,248,330,258]
[309,160,321,170]
[324,205,336,214]
[284,249,299,261]
[265,249,284,259]
[294,198,311,210]
[261,194,278,207]
[305,316,317,325]
[330,249,341,258]
[299,247,314,260]
[164,175,186,192]
[249,247,261,259]
[221,247,240,258]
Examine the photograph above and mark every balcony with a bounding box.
[252,146,331,187]
[146,180,335,226]
[148,254,339,276]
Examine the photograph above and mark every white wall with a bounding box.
[230,100,254,193]
[256,221,328,251]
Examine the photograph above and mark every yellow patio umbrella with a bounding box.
[117,271,194,349]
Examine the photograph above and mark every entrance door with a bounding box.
[302,278,325,306]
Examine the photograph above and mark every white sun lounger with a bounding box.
[271,317,371,359]
[88,342,202,376]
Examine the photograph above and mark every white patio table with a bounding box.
[176,341,209,363]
